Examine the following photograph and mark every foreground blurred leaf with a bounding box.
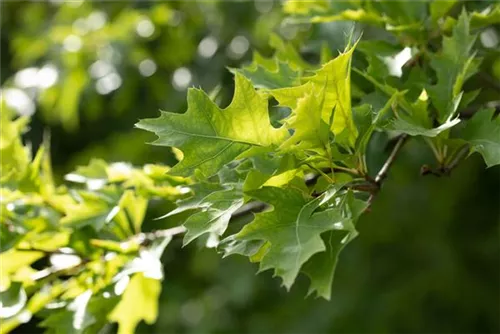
[0,282,27,319]
[108,273,161,334]
[40,291,120,334]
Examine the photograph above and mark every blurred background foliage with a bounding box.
[1,0,498,333]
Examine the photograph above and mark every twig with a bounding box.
[374,134,408,184]
[367,134,408,207]
[134,225,187,245]
[421,144,470,177]
[331,166,360,176]
[447,145,469,171]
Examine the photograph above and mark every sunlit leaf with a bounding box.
[0,282,27,319]
[108,273,161,334]
[136,73,288,178]
[271,41,358,147]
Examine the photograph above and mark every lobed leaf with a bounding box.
[226,185,363,298]
[462,108,500,167]
[108,273,161,334]
[136,73,288,178]
[272,41,358,147]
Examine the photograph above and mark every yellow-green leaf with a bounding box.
[108,273,161,334]
[136,73,288,178]
[271,42,358,147]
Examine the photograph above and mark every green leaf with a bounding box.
[441,5,500,31]
[0,281,67,333]
[469,5,500,29]
[387,89,461,137]
[0,282,27,319]
[284,5,386,26]
[230,56,301,90]
[115,190,148,235]
[60,196,112,231]
[71,159,108,180]
[108,273,161,334]
[243,168,305,193]
[231,186,351,290]
[268,34,313,71]
[160,182,226,219]
[220,237,266,259]
[462,108,500,167]
[228,33,310,90]
[0,250,44,286]
[352,104,374,154]
[430,0,457,25]
[40,290,95,334]
[428,10,479,123]
[56,69,88,131]
[280,86,330,151]
[283,0,329,15]
[0,111,30,182]
[355,69,462,137]
[0,225,23,253]
[41,292,120,334]
[183,189,244,246]
[301,191,368,299]
[271,42,358,147]
[136,73,288,178]
[388,116,460,137]
[357,40,402,81]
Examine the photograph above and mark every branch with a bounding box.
[134,137,409,241]
[72,139,409,247]
[374,134,408,184]
[367,134,408,207]
[447,144,469,171]
[134,225,187,245]
[421,144,470,177]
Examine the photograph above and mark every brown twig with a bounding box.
[367,134,408,207]
[374,134,408,184]
[420,144,470,177]
[447,145,469,170]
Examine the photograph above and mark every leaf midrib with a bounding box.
[167,129,265,146]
